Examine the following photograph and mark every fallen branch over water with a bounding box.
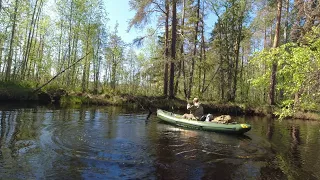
[33,52,91,94]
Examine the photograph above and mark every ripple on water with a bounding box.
[13,140,39,156]
[38,118,157,179]
[41,120,150,165]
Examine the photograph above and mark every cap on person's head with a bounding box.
[193,98,199,103]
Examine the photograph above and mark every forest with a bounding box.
[0,0,320,118]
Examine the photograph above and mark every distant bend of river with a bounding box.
[0,104,319,179]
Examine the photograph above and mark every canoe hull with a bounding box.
[157,109,251,134]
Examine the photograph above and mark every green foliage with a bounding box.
[60,96,84,106]
[101,86,119,96]
[274,99,294,120]
[251,27,320,118]
[209,0,250,102]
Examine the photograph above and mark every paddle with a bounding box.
[186,97,193,109]
[129,95,152,120]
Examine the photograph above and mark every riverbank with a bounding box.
[0,81,37,101]
[0,83,319,120]
[46,92,320,121]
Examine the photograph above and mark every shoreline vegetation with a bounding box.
[1,83,319,121]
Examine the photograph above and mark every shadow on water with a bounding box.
[0,105,319,179]
[153,116,274,179]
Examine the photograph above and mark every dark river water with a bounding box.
[0,104,319,180]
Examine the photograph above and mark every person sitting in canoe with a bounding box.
[182,98,204,120]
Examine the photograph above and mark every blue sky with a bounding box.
[104,0,216,44]
[104,0,142,44]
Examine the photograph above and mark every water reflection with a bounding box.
[266,119,274,140]
[0,105,319,179]
[248,117,320,180]
[290,125,301,168]
[153,121,271,179]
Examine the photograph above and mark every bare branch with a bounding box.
[151,1,166,15]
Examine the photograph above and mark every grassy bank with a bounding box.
[0,81,37,101]
[0,81,319,120]
[59,93,320,120]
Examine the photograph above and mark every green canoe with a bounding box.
[157,109,251,134]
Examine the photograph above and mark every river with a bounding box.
[0,104,319,179]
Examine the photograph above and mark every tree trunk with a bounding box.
[5,0,18,81]
[111,54,116,90]
[218,20,225,100]
[226,3,234,102]
[188,0,200,98]
[21,0,39,79]
[200,2,206,94]
[224,17,230,101]
[67,0,73,86]
[94,36,101,94]
[240,47,244,101]
[0,38,4,75]
[35,35,44,82]
[28,0,43,79]
[169,0,177,99]
[163,0,169,97]
[12,48,18,79]
[174,0,186,96]
[181,0,188,98]
[280,0,290,100]
[269,0,282,105]
[198,11,203,96]
[231,3,246,102]
[30,2,43,79]
[71,23,79,87]
[58,21,63,73]
[82,26,90,92]
[231,23,243,102]
[86,52,92,91]
[283,0,289,44]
